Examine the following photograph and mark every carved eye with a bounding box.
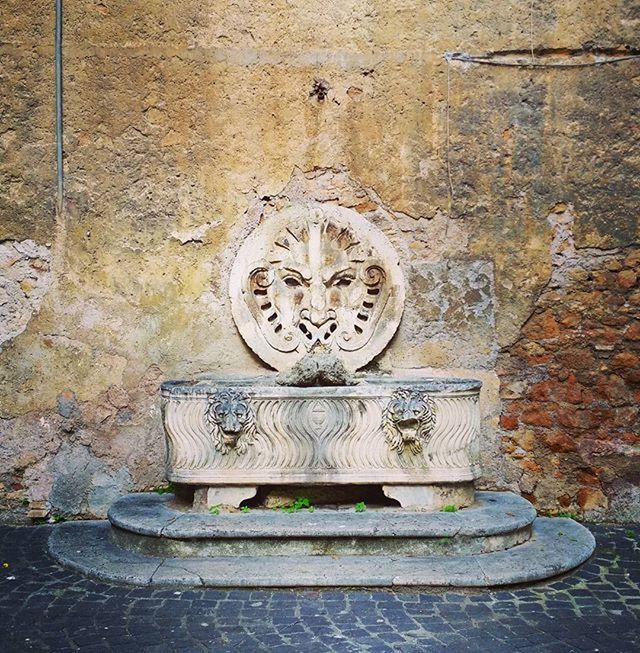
[284,277,302,288]
[335,277,354,288]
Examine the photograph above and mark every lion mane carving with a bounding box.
[204,389,256,455]
[382,389,437,455]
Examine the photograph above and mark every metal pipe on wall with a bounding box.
[55,0,63,214]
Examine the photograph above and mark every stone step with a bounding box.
[109,491,536,538]
[48,517,595,588]
[107,491,537,557]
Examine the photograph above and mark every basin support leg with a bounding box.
[382,483,475,511]
[193,486,258,510]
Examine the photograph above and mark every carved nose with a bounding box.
[309,284,328,326]
[222,416,242,434]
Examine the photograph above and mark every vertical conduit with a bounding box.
[55,0,63,215]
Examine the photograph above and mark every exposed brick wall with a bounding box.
[498,217,639,519]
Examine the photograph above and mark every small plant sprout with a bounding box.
[625,529,635,538]
[441,505,457,513]
[355,502,366,513]
[557,511,580,520]
[209,504,221,516]
[240,506,251,513]
[155,483,175,495]
[282,496,313,513]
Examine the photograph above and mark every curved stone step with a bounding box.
[48,517,595,588]
[107,491,536,557]
[108,491,537,539]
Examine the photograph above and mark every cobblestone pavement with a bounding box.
[0,523,638,652]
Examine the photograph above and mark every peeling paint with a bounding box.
[0,240,52,347]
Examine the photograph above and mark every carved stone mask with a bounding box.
[230,204,405,371]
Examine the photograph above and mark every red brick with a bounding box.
[564,383,583,404]
[542,432,577,452]
[593,270,616,289]
[523,311,560,340]
[618,269,638,289]
[577,470,600,486]
[556,407,580,429]
[577,487,607,511]
[596,374,632,406]
[520,459,543,473]
[528,381,552,401]
[500,414,519,430]
[558,312,581,328]
[621,432,640,444]
[606,259,623,272]
[557,348,596,371]
[521,407,553,428]
[625,322,640,341]
[624,250,640,268]
[558,494,572,507]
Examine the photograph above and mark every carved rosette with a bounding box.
[204,389,257,455]
[229,203,405,371]
[382,389,437,455]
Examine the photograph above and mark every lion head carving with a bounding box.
[204,389,256,455]
[382,389,437,455]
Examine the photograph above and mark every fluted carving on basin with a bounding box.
[163,384,482,483]
[424,395,480,469]
[163,399,211,470]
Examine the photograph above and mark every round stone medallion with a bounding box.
[229,203,405,371]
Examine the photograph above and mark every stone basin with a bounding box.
[161,376,482,510]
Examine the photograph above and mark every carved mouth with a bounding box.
[297,314,338,346]
[397,418,420,433]
[222,433,239,445]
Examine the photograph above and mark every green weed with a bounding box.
[354,502,366,513]
[557,511,580,520]
[281,496,312,513]
[155,483,175,495]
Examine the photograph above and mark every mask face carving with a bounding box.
[230,204,405,371]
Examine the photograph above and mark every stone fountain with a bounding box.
[49,203,595,587]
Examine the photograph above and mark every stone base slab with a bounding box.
[193,486,258,509]
[48,517,595,588]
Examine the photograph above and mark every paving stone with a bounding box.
[0,523,638,652]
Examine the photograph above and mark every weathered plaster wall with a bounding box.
[1,1,638,520]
